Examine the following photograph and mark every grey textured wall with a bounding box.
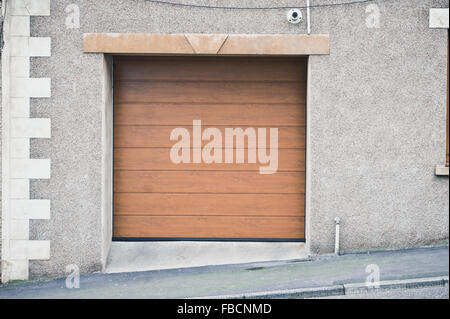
[308,0,449,253]
[21,0,450,278]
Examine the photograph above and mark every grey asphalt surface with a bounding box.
[0,245,448,299]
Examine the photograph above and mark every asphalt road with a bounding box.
[0,245,448,299]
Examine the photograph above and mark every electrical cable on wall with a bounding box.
[144,0,382,10]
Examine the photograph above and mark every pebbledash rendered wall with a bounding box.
[1,0,449,279]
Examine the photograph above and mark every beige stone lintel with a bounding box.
[83,33,330,55]
[435,165,449,176]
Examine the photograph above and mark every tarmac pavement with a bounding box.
[0,245,448,299]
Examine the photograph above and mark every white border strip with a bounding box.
[1,0,51,283]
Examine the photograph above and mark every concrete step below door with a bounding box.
[105,241,308,274]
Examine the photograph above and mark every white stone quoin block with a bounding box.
[11,118,51,138]
[29,37,51,57]
[9,37,51,57]
[10,240,51,260]
[11,159,51,179]
[10,179,30,199]
[11,199,51,220]
[10,16,31,36]
[10,200,50,220]
[9,241,28,259]
[11,138,30,158]
[11,78,51,98]
[10,0,51,16]
[11,57,30,77]
[27,241,51,260]
[5,261,29,281]
[430,8,449,28]
[10,220,30,240]
[10,37,29,57]
[10,98,31,118]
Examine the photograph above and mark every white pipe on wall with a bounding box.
[334,217,341,255]
[306,0,311,34]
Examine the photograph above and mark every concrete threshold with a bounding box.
[105,241,308,274]
[194,276,450,299]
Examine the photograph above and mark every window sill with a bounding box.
[435,165,449,176]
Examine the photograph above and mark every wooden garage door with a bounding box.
[113,56,306,240]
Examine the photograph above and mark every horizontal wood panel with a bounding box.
[113,215,304,239]
[114,104,306,126]
[114,148,305,171]
[114,81,305,104]
[114,171,305,194]
[114,193,305,216]
[114,57,307,82]
[114,126,306,148]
